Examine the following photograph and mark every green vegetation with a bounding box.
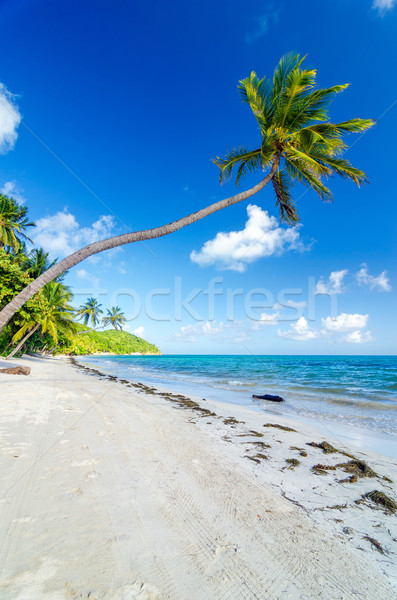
[0,194,34,251]
[214,52,373,223]
[58,324,160,356]
[75,298,103,327]
[0,196,160,358]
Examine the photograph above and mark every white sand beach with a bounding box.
[0,356,396,599]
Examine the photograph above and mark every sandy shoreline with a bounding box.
[0,356,396,599]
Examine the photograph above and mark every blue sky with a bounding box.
[0,0,396,354]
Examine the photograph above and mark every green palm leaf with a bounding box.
[213,147,262,184]
[272,169,298,223]
[213,52,374,222]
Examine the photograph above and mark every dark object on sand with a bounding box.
[0,366,30,376]
[252,394,284,403]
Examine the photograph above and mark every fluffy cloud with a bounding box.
[33,210,115,258]
[173,321,226,343]
[190,204,307,272]
[356,264,391,292]
[133,326,145,338]
[341,330,374,344]
[0,84,21,154]
[315,270,348,294]
[279,313,373,343]
[171,320,251,344]
[251,310,280,329]
[278,317,321,341]
[1,180,25,204]
[322,313,368,332]
[373,0,396,14]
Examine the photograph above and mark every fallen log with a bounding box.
[0,366,31,376]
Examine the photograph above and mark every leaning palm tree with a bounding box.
[74,297,103,328]
[7,281,76,358]
[102,306,126,330]
[0,53,373,332]
[0,195,35,253]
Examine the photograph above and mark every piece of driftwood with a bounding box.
[0,366,31,376]
[252,394,284,403]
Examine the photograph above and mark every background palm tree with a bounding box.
[7,281,76,358]
[24,248,57,279]
[0,195,35,253]
[102,306,126,330]
[75,298,103,328]
[0,53,373,332]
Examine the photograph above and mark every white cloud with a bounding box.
[173,321,226,343]
[322,313,368,332]
[190,204,307,272]
[279,312,374,344]
[315,269,348,294]
[1,180,25,204]
[133,326,145,338]
[356,264,391,292]
[172,320,251,344]
[33,210,115,258]
[373,0,396,15]
[0,83,21,154]
[251,310,280,329]
[341,330,374,344]
[278,317,322,341]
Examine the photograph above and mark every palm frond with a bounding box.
[272,169,298,223]
[275,67,317,127]
[286,84,349,130]
[271,52,304,103]
[285,145,332,177]
[213,147,261,184]
[284,157,332,201]
[238,72,273,130]
[12,322,34,343]
[309,153,368,185]
[303,119,374,138]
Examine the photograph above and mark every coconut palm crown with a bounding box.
[102,306,126,330]
[0,195,35,252]
[213,52,374,223]
[75,298,103,328]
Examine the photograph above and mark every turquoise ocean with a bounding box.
[78,355,397,443]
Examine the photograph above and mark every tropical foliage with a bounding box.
[75,298,103,327]
[0,195,35,252]
[0,194,155,357]
[214,52,373,222]
[60,324,159,355]
[102,306,126,330]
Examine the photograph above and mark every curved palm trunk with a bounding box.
[7,323,40,359]
[0,166,277,332]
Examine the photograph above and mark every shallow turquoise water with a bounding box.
[79,355,397,438]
